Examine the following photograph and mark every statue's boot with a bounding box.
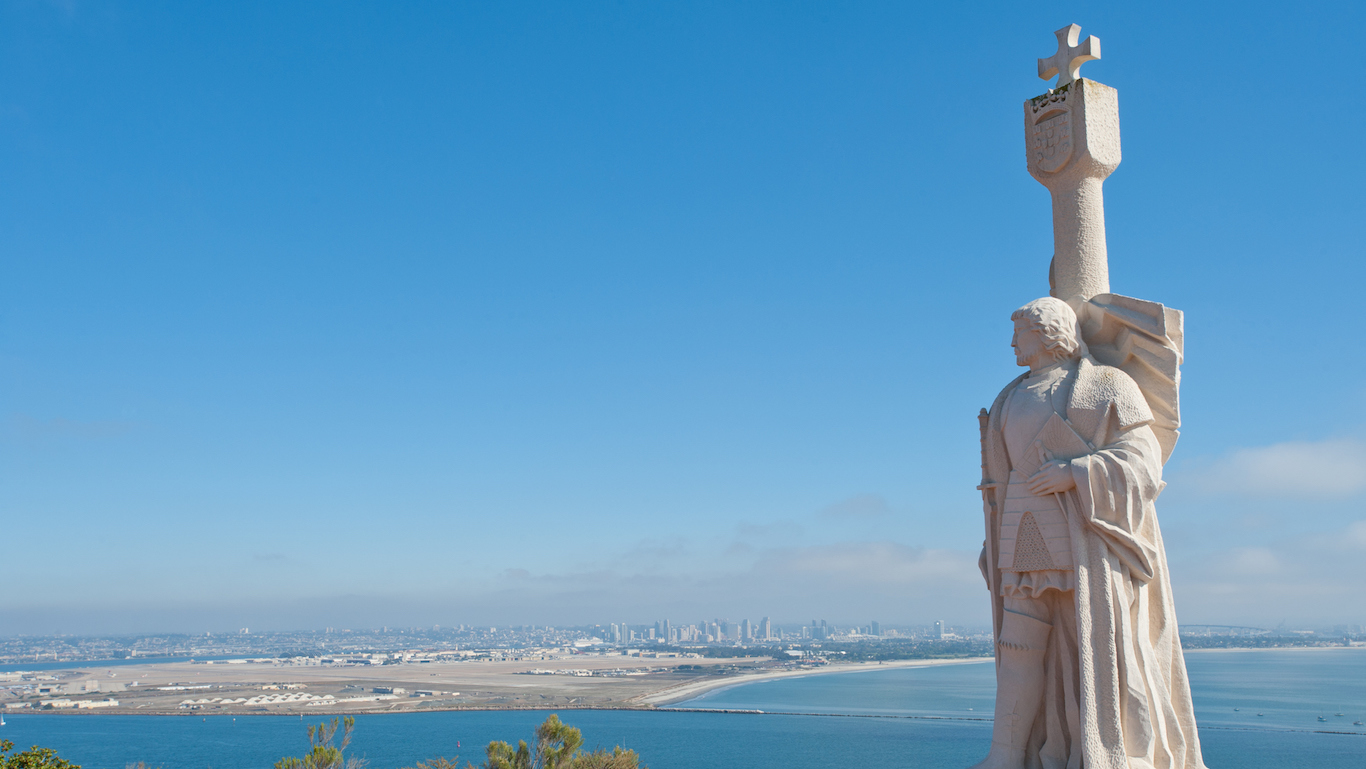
[968,609,1052,769]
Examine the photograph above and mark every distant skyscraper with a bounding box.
[759,617,772,640]
[740,618,751,641]
[871,620,882,636]
[933,620,944,639]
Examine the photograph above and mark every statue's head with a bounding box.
[1011,297,1081,369]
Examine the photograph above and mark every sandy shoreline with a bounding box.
[636,657,993,707]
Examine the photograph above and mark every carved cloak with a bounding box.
[981,356,1207,769]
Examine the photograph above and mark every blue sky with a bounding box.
[2,1,1364,635]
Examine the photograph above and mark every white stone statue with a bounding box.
[968,26,1207,769]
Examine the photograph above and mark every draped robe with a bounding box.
[980,356,1207,769]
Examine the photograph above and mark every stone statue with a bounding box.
[967,26,1207,769]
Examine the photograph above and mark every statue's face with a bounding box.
[1011,317,1047,368]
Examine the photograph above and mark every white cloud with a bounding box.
[509,541,984,626]
[1194,438,1366,498]
[1347,521,1366,548]
[1304,520,1366,553]
[819,493,892,519]
[1220,547,1283,576]
[734,522,803,543]
[1173,519,1366,627]
[752,541,973,585]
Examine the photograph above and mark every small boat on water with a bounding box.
[1355,721,1363,726]
[1318,716,1327,722]
[1257,713,1264,717]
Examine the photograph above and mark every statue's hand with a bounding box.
[1025,461,1076,495]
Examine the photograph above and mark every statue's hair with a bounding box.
[1012,297,1081,361]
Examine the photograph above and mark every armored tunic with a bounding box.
[998,362,1077,596]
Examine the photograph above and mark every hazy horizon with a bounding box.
[3,2,1364,636]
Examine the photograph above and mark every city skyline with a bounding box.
[4,616,1353,669]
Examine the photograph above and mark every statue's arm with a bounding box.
[1069,421,1164,582]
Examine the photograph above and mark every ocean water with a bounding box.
[2,649,1361,768]
[0,657,252,674]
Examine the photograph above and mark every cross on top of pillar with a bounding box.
[1037,24,1100,88]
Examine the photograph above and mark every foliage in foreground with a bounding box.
[0,740,79,769]
[474,714,643,769]
[270,714,643,769]
[275,717,367,769]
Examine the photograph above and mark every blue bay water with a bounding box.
[2,649,1362,768]
[0,657,253,674]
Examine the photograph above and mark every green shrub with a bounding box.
[404,714,644,769]
[275,716,367,769]
[0,740,79,769]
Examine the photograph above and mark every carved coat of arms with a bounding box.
[1030,109,1072,174]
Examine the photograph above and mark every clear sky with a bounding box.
[2,1,1364,636]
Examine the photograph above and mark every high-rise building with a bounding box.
[740,618,751,642]
[871,620,882,636]
[933,620,944,639]
[759,617,772,640]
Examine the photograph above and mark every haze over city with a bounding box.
[3,1,1365,637]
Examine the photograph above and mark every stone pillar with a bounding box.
[1024,78,1120,302]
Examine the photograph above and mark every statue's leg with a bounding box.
[971,596,1053,769]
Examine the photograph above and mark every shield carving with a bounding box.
[1030,109,1072,174]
